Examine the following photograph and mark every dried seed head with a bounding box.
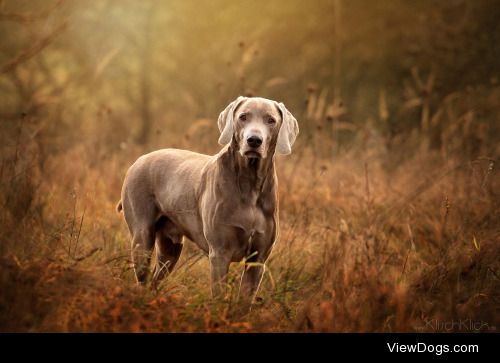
[443,195,450,214]
[487,161,494,174]
[307,83,317,93]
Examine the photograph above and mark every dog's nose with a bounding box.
[247,135,262,148]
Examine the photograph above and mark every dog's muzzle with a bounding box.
[244,135,263,158]
[247,135,262,148]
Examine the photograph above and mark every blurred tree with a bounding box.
[0,0,498,156]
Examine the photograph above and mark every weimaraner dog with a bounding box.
[116,96,299,300]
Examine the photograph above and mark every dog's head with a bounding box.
[217,96,299,159]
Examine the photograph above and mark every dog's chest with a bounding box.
[230,203,267,235]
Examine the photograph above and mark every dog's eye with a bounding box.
[239,113,247,121]
[267,117,276,125]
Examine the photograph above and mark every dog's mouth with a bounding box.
[244,150,262,159]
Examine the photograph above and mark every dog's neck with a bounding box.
[222,143,275,200]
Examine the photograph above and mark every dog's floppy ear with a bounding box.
[276,102,299,155]
[218,96,247,145]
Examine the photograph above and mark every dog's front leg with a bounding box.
[239,231,275,303]
[240,261,266,303]
[209,249,231,298]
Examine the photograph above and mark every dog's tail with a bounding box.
[116,200,123,213]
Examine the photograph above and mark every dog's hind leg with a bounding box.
[130,224,156,284]
[152,217,184,284]
[122,189,158,285]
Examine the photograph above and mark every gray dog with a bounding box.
[116,96,299,301]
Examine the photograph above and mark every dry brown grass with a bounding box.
[1,101,498,332]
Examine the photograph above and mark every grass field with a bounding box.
[1,104,498,332]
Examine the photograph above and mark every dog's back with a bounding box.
[118,148,212,220]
